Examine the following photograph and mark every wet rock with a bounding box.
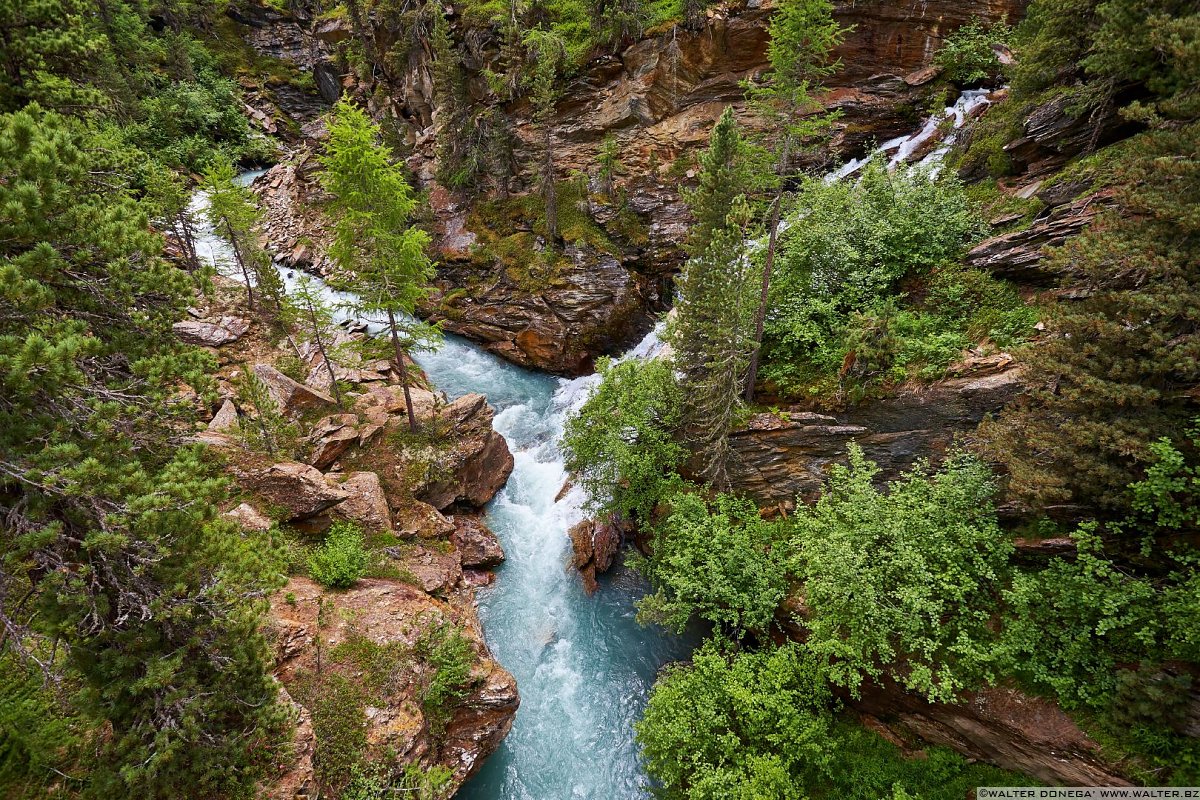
[420,394,514,510]
[330,471,393,533]
[244,461,349,519]
[253,363,336,415]
[223,502,273,533]
[568,517,627,595]
[173,316,250,346]
[450,516,505,569]
[726,368,1025,504]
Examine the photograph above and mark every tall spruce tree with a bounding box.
[524,29,566,242]
[201,160,284,312]
[742,0,845,400]
[318,101,439,432]
[668,108,756,487]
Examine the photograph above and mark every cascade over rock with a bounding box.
[233,0,1026,374]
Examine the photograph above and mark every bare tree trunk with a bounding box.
[543,123,558,241]
[744,135,791,402]
[307,296,343,407]
[387,308,419,433]
[223,218,255,310]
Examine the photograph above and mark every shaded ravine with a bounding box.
[192,175,701,799]
[191,89,990,798]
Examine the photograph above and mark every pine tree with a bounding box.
[201,160,284,312]
[524,29,566,242]
[668,108,756,487]
[596,133,622,200]
[742,0,845,401]
[318,100,439,432]
[293,274,345,407]
[0,106,286,797]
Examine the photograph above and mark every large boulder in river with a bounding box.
[420,394,514,510]
[265,577,519,796]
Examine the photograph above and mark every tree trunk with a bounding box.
[744,135,791,402]
[387,308,419,433]
[223,218,255,310]
[543,124,558,241]
[308,297,342,407]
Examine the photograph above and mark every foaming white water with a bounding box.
[823,88,994,184]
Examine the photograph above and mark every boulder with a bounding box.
[245,461,348,519]
[330,471,392,533]
[207,398,239,432]
[267,577,518,793]
[388,544,464,594]
[307,413,359,470]
[173,316,250,347]
[223,502,273,533]
[450,517,505,569]
[421,394,514,510]
[253,363,336,415]
[394,499,456,539]
[568,517,627,594]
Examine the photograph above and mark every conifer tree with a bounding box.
[742,0,845,400]
[524,29,566,242]
[201,160,283,311]
[0,106,286,797]
[668,108,756,487]
[293,274,345,407]
[318,100,439,432]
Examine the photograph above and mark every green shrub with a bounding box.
[562,358,686,522]
[790,446,1012,702]
[308,521,370,589]
[638,491,790,636]
[934,18,1014,85]
[414,619,476,736]
[761,159,986,397]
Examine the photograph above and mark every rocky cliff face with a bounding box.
[234,0,1026,373]
[723,362,1023,506]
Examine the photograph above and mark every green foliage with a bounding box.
[308,521,370,589]
[562,358,685,523]
[0,106,287,798]
[790,446,1012,702]
[303,672,369,795]
[637,640,835,800]
[1129,420,1200,529]
[934,18,1013,85]
[639,492,789,637]
[761,160,999,397]
[0,657,85,797]
[414,619,476,736]
[979,123,1200,512]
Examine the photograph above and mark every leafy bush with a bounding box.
[761,160,988,396]
[934,18,1013,85]
[790,446,1012,702]
[637,640,835,799]
[638,491,790,636]
[308,521,370,589]
[562,358,685,522]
